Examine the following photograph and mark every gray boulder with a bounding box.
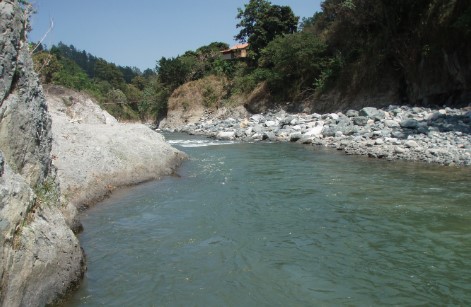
[400,119,419,129]
[352,116,369,126]
[346,109,359,117]
[384,119,400,128]
[359,107,385,121]
[0,2,84,305]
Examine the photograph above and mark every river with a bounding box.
[65,133,471,306]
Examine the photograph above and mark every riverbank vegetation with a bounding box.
[31,0,471,121]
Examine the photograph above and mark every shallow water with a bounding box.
[66,133,471,306]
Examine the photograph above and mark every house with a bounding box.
[220,43,249,60]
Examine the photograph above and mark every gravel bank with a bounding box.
[164,105,471,166]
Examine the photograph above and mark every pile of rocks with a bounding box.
[166,105,471,166]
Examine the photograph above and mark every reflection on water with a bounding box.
[66,134,471,306]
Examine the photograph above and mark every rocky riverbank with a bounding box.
[163,105,471,166]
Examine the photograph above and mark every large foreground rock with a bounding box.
[44,85,186,220]
[1,2,83,305]
[0,2,186,305]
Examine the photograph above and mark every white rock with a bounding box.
[217,131,236,140]
[384,119,400,128]
[304,125,324,137]
[404,140,419,148]
[330,113,339,120]
[395,146,407,153]
[250,114,264,123]
[265,120,277,127]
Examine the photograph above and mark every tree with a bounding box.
[140,76,170,122]
[94,59,126,89]
[235,0,299,61]
[32,51,62,83]
[52,58,92,91]
[259,32,330,96]
[156,56,191,89]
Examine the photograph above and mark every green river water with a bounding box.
[66,133,471,306]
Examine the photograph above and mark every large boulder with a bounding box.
[0,2,84,305]
[1,2,187,306]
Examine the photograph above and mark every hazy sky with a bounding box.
[28,0,322,71]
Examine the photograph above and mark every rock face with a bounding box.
[44,85,186,218]
[0,1,84,305]
[0,2,186,306]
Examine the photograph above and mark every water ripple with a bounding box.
[68,135,471,306]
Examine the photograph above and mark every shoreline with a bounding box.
[162,105,471,166]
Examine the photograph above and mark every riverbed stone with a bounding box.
[400,119,419,129]
[290,133,302,142]
[384,119,400,128]
[304,125,324,137]
[352,116,369,126]
[404,140,419,148]
[359,107,385,121]
[395,146,407,153]
[217,131,236,140]
[346,109,359,117]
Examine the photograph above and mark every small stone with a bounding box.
[404,140,419,148]
[359,107,385,121]
[375,138,384,145]
[400,119,419,129]
[329,113,340,120]
[289,133,302,142]
[346,110,359,117]
[384,119,400,128]
[217,131,235,140]
[250,114,264,123]
[352,116,368,126]
[304,125,324,137]
[395,146,407,153]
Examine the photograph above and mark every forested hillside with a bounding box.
[32,0,471,121]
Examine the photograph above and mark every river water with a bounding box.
[66,133,471,306]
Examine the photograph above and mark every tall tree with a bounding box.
[235,0,298,61]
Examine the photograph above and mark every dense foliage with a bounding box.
[32,0,471,121]
[233,0,471,108]
[235,0,298,62]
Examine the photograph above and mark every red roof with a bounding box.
[221,43,249,54]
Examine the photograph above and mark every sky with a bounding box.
[28,0,322,71]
